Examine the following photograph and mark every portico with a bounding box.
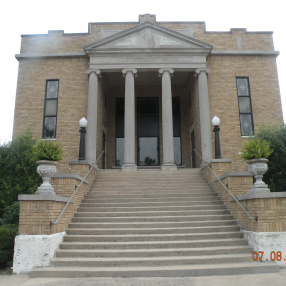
[84,20,213,170]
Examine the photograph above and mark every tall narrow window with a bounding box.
[115,98,124,166]
[42,80,59,138]
[236,77,254,136]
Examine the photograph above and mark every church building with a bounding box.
[13,14,283,171]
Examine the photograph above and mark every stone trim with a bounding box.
[18,194,73,203]
[68,160,99,171]
[211,50,279,56]
[230,192,286,201]
[51,173,88,184]
[213,171,252,182]
[15,52,86,59]
[200,159,232,170]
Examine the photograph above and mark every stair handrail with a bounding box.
[193,148,255,221]
[51,151,105,226]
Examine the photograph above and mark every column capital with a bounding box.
[158,68,174,77]
[86,69,101,78]
[194,68,210,77]
[122,68,137,77]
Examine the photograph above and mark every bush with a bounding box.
[32,139,64,161]
[0,225,18,267]
[255,123,286,192]
[0,129,42,217]
[239,138,273,161]
[2,202,20,225]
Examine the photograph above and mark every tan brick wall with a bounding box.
[20,22,274,54]
[202,165,286,232]
[18,165,98,235]
[207,55,282,171]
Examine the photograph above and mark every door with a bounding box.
[102,131,106,169]
[137,97,160,166]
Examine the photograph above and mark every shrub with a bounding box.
[2,202,20,225]
[0,225,18,267]
[255,123,286,192]
[0,129,42,217]
[32,139,64,161]
[239,138,273,161]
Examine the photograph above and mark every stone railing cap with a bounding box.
[68,160,99,171]
[18,194,74,203]
[229,192,286,201]
[51,173,88,184]
[213,171,252,182]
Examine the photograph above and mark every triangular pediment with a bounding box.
[84,22,213,52]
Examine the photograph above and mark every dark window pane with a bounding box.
[240,114,253,136]
[116,138,124,166]
[172,97,180,116]
[237,78,249,96]
[238,97,251,113]
[116,98,124,117]
[45,100,57,116]
[148,98,158,116]
[138,137,159,166]
[173,137,182,165]
[138,98,148,116]
[46,81,58,98]
[44,117,56,138]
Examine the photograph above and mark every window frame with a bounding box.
[42,79,59,139]
[236,77,254,136]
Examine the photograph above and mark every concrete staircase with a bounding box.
[30,168,278,277]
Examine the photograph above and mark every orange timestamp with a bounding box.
[252,251,285,261]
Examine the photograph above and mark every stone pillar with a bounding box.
[122,69,137,171]
[159,68,177,171]
[195,68,212,162]
[86,70,101,165]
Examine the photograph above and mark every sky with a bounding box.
[0,0,285,144]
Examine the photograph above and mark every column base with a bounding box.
[161,163,177,171]
[249,186,271,194]
[122,164,137,172]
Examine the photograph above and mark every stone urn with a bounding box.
[246,158,270,194]
[35,160,58,195]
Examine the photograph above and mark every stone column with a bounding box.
[86,69,101,165]
[195,68,212,162]
[159,68,177,171]
[122,69,137,171]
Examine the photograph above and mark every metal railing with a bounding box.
[193,148,255,221]
[51,151,105,226]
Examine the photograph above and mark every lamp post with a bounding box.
[212,116,221,159]
[78,117,88,160]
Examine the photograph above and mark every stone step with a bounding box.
[84,193,218,200]
[76,205,226,212]
[86,196,220,203]
[74,209,230,217]
[80,199,223,206]
[65,225,240,235]
[68,220,237,229]
[29,263,280,278]
[71,214,234,223]
[56,245,252,258]
[51,254,253,267]
[63,232,243,242]
[59,238,249,250]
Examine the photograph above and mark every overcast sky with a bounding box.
[1,0,285,144]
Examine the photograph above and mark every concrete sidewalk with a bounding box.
[1,269,286,286]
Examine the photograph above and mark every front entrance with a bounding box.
[137,97,160,166]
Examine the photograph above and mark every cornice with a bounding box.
[15,52,87,60]
[211,50,279,56]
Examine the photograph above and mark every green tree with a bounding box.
[255,123,286,192]
[0,129,41,216]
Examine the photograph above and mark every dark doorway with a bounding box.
[191,131,196,168]
[137,97,160,166]
[102,131,106,169]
